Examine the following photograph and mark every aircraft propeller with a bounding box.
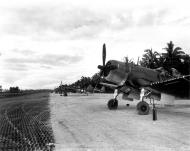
[98,44,117,77]
[97,44,106,77]
[93,44,117,93]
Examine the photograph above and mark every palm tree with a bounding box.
[124,56,134,64]
[140,48,161,69]
[178,54,190,75]
[162,41,185,72]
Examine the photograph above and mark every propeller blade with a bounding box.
[102,43,106,66]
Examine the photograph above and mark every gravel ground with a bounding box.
[50,93,190,151]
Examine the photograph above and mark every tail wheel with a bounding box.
[107,99,118,110]
[137,101,150,115]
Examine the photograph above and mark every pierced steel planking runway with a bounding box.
[1,92,190,151]
[0,92,55,151]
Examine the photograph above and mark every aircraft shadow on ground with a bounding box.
[88,103,137,113]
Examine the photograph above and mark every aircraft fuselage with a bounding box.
[105,60,160,87]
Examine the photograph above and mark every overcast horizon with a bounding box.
[0,0,190,89]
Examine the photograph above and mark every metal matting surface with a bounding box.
[0,93,55,151]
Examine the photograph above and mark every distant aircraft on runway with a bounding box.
[55,82,88,96]
[96,44,190,115]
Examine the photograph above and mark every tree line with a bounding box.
[140,41,190,75]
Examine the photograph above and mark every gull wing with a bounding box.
[99,82,131,94]
[149,75,190,99]
[99,82,118,89]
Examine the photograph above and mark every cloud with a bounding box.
[1,4,171,42]
[4,6,110,40]
[13,49,36,56]
[1,52,84,89]
[4,63,29,71]
[39,54,83,66]
[170,16,190,26]
[137,9,168,27]
[3,51,83,72]
[1,0,190,89]
[20,77,59,89]
[40,65,52,69]
[1,70,29,85]
[109,13,134,30]
[4,53,83,69]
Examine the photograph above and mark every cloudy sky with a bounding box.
[0,0,190,89]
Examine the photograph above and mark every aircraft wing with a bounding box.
[100,82,141,100]
[99,82,118,89]
[100,82,132,94]
[148,75,190,99]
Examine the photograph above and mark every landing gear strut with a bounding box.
[137,88,150,115]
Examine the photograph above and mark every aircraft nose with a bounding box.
[97,43,117,77]
[98,65,104,70]
[98,63,117,77]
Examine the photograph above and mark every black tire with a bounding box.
[137,101,150,115]
[107,99,118,110]
[64,92,68,96]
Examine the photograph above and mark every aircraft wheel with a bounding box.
[107,99,118,110]
[137,101,150,115]
[64,93,68,96]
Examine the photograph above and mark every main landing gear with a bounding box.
[136,88,151,115]
[137,96,158,121]
[107,89,119,110]
[137,99,150,115]
[107,99,118,110]
[107,88,156,119]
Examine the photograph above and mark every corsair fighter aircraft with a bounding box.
[97,44,190,115]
